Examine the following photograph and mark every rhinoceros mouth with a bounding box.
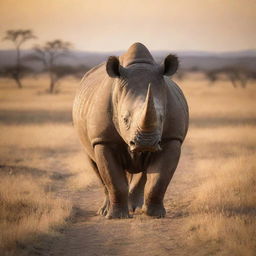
[129,144,161,153]
[129,130,161,152]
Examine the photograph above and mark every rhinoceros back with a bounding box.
[73,63,105,121]
[72,62,109,155]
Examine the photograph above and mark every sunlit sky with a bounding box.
[0,0,255,52]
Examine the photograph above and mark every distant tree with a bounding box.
[25,40,72,93]
[204,70,220,85]
[45,65,89,92]
[189,66,200,72]
[237,68,254,88]
[0,65,33,85]
[203,67,254,88]
[248,70,256,82]
[222,67,251,88]
[2,29,36,88]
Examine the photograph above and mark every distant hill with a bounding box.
[0,49,255,72]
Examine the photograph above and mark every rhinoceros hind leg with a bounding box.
[83,154,111,216]
[128,172,146,212]
[106,206,132,219]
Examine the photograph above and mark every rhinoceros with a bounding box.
[73,43,189,219]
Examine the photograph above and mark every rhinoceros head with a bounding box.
[106,43,178,152]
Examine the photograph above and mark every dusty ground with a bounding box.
[38,144,196,256]
[0,75,255,256]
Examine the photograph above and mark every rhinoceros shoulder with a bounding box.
[164,76,189,116]
[163,76,189,141]
[80,62,106,83]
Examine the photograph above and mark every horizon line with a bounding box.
[0,48,255,55]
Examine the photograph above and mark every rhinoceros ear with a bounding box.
[160,54,179,76]
[106,56,122,78]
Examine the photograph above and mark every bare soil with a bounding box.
[38,145,196,256]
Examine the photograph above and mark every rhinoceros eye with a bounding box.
[122,113,131,129]
[123,117,129,124]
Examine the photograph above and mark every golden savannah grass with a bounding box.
[184,126,256,255]
[0,172,71,256]
[0,76,255,255]
[179,75,256,255]
[0,78,95,254]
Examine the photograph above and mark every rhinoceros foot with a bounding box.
[128,195,143,213]
[106,205,132,219]
[142,204,166,218]
[97,197,110,216]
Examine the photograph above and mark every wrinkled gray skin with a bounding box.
[73,43,189,219]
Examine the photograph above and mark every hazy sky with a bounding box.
[0,0,255,52]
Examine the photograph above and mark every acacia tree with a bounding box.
[2,30,36,88]
[205,70,220,85]
[27,40,72,93]
[0,65,32,84]
[204,67,254,88]
[222,67,251,88]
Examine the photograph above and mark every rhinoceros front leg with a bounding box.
[143,140,181,218]
[94,144,130,219]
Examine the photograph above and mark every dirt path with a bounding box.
[41,145,196,256]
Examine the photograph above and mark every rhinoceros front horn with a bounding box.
[138,84,158,132]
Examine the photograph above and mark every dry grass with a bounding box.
[180,74,256,119]
[187,214,256,256]
[0,77,76,111]
[64,151,98,190]
[185,151,256,255]
[0,123,97,189]
[180,76,256,255]
[191,154,256,212]
[0,172,71,256]
[0,124,75,149]
[0,77,95,254]
[0,75,255,255]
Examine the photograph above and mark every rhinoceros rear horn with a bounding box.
[106,56,123,78]
[160,54,179,76]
